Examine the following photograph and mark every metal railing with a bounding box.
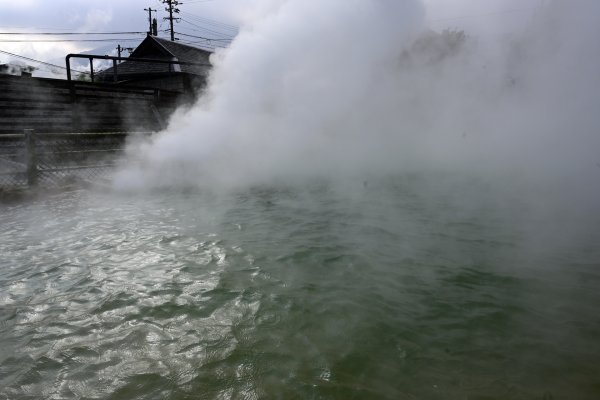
[64,53,206,128]
[65,53,210,84]
[0,129,142,190]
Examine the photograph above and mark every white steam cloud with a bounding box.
[113,0,600,197]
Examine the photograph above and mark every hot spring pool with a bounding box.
[1,176,599,399]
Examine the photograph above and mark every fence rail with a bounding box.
[65,53,210,84]
[0,130,143,190]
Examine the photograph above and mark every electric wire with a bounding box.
[181,0,216,4]
[178,11,239,32]
[181,13,238,31]
[0,49,90,75]
[0,38,143,43]
[175,32,231,42]
[177,40,217,51]
[179,18,234,39]
[0,25,80,31]
[0,31,148,35]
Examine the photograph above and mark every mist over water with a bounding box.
[2,180,600,398]
[2,1,600,399]
[112,0,600,259]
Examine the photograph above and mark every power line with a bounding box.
[175,32,232,42]
[0,49,90,75]
[0,31,147,35]
[0,38,142,43]
[0,25,80,31]
[181,18,238,36]
[182,0,216,4]
[178,38,216,46]
[179,10,238,29]
[179,11,238,32]
[179,18,234,39]
[177,40,217,51]
[163,0,236,45]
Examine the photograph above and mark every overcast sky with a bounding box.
[0,0,543,72]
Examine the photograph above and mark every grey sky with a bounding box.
[0,0,247,68]
[0,0,543,70]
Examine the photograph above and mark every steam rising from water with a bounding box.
[114,0,600,197]
[4,3,600,397]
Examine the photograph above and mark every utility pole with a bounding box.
[162,0,180,41]
[144,8,157,35]
[116,45,134,62]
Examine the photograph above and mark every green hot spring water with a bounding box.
[1,175,599,399]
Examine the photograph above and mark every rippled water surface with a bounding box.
[1,176,599,399]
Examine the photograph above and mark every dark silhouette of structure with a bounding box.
[97,35,211,96]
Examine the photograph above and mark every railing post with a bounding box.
[66,55,81,131]
[66,55,77,102]
[66,56,72,82]
[24,129,37,186]
[89,58,95,82]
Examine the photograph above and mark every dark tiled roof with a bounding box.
[153,37,211,74]
[99,36,211,78]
